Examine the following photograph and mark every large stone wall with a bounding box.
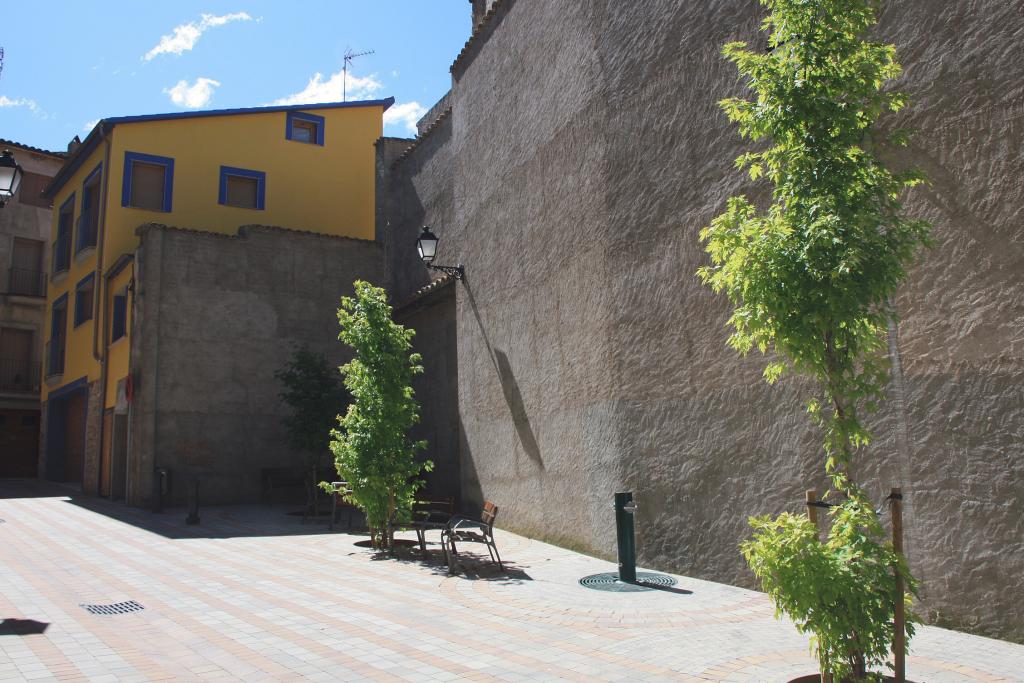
[380,0,1024,639]
[128,224,386,505]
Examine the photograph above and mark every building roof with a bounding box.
[0,138,66,159]
[43,97,395,199]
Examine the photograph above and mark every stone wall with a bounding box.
[128,224,386,506]
[379,0,1024,639]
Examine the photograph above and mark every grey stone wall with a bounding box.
[128,224,385,506]
[379,0,1024,640]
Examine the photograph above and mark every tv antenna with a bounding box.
[343,48,374,101]
[0,48,5,81]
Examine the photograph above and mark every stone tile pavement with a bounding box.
[0,480,1020,682]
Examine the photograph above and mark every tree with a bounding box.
[330,281,430,550]
[275,347,348,512]
[698,0,930,679]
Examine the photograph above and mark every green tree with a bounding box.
[698,0,929,679]
[330,281,430,550]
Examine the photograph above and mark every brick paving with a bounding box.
[0,480,1020,682]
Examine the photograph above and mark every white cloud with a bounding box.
[163,77,221,108]
[143,12,253,61]
[383,101,427,135]
[83,118,101,132]
[0,96,40,112]
[272,70,382,105]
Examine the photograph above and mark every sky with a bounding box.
[0,2,471,152]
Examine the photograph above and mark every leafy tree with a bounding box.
[330,281,430,550]
[275,347,348,512]
[698,0,930,679]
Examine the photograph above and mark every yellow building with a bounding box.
[40,98,392,497]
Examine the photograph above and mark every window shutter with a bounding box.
[129,162,166,210]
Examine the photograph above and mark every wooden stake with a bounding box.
[891,486,906,683]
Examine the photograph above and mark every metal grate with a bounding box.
[579,571,678,592]
[80,600,145,616]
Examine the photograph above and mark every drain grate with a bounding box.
[579,571,678,592]
[80,600,145,616]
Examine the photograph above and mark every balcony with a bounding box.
[52,235,71,275]
[44,340,65,378]
[0,358,40,393]
[76,214,98,254]
[6,268,46,297]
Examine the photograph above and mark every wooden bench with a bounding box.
[388,496,454,555]
[442,501,502,573]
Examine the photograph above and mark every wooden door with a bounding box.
[63,393,86,483]
[99,410,112,497]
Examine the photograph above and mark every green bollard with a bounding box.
[614,491,637,583]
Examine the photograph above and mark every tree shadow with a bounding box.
[0,618,49,636]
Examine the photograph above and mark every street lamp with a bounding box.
[416,226,464,280]
[0,150,24,208]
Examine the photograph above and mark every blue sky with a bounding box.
[1,2,471,152]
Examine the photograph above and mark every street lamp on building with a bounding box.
[0,150,24,208]
[416,226,464,280]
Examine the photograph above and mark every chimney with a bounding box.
[67,135,81,155]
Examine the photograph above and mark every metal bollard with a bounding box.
[152,467,170,513]
[614,491,638,583]
[185,477,200,525]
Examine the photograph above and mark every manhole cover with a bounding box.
[579,572,678,592]
[80,600,145,616]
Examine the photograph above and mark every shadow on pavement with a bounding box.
[0,618,49,636]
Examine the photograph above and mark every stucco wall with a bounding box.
[381,0,1024,640]
[128,224,385,506]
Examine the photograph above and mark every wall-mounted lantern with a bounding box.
[0,150,24,208]
[416,226,464,280]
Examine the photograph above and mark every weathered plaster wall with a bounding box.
[382,0,1024,639]
[128,224,385,505]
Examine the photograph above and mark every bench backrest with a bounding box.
[482,501,499,532]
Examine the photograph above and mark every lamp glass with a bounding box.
[0,152,21,201]
[416,227,438,263]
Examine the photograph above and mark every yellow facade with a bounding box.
[42,100,387,408]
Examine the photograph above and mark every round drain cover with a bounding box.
[579,571,678,592]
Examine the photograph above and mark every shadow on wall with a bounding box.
[463,282,545,470]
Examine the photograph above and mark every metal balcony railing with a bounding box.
[52,235,71,274]
[44,340,65,378]
[76,213,98,252]
[7,267,46,297]
[0,358,40,392]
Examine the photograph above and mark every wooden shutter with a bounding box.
[224,175,258,209]
[129,161,166,210]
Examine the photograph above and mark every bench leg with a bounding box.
[488,539,504,571]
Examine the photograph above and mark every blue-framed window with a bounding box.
[53,193,75,274]
[111,290,128,342]
[47,293,68,376]
[73,273,95,327]
[76,163,102,253]
[218,166,266,210]
[121,151,173,212]
[285,111,325,146]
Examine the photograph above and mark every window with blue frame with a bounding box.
[53,194,74,274]
[73,274,94,327]
[218,166,266,210]
[122,152,173,212]
[111,290,128,342]
[285,111,325,146]
[77,164,102,253]
[47,294,68,376]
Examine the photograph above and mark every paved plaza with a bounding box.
[0,480,1020,682]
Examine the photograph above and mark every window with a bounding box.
[121,152,173,212]
[285,111,325,146]
[53,194,74,274]
[77,163,102,253]
[47,295,68,377]
[16,171,54,209]
[9,238,45,296]
[218,166,266,210]
[74,274,94,327]
[0,327,34,391]
[111,290,128,342]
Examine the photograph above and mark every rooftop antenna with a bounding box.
[342,48,374,101]
[0,47,5,81]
